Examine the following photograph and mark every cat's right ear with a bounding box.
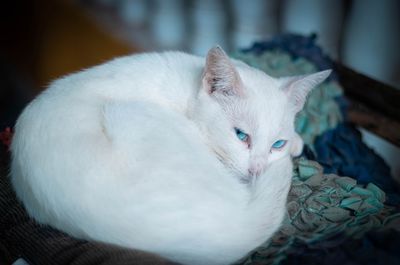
[202,46,245,97]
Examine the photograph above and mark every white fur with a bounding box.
[11,47,329,265]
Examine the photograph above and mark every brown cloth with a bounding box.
[0,142,178,265]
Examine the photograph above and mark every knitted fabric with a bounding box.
[238,158,400,265]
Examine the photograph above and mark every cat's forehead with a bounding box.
[237,67,282,95]
[231,91,290,132]
[237,67,287,107]
[233,67,293,134]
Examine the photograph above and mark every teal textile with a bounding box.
[239,159,400,265]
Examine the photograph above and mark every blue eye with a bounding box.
[235,128,249,142]
[272,140,287,149]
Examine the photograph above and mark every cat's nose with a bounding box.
[248,159,265,177]
[249,163,263,177]
[248,167,262,177]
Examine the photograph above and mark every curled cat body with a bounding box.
[11,47,330,265]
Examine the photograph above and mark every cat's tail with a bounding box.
[245,156,293,244]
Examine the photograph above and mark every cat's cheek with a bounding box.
[267,153,280,165]
[267,148,292,168]
[290,134,304,157]
[226,142,251,178]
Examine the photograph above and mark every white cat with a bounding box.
[10,46,330,265]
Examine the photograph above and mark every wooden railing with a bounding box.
[334,63,400,147]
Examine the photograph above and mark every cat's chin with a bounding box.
[228,167,253,183]
[239,176,253,184]
[225,169,247,182]
[221,164,250,183]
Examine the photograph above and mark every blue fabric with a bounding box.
[313,123,400,205]
[243,34,338,81]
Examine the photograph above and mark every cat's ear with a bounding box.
[202,46,245,97]
[280,70,331,112]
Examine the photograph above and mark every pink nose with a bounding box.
[248,167,262,177]
[249,156,268,176]
[248,159,265,177]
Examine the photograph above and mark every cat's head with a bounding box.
[191,46,330,180]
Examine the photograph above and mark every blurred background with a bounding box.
[1,0,399,176]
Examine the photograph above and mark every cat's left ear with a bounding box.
[280,70,331,113]
[202,46,245,97]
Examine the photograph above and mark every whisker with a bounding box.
[212,147,248,182]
